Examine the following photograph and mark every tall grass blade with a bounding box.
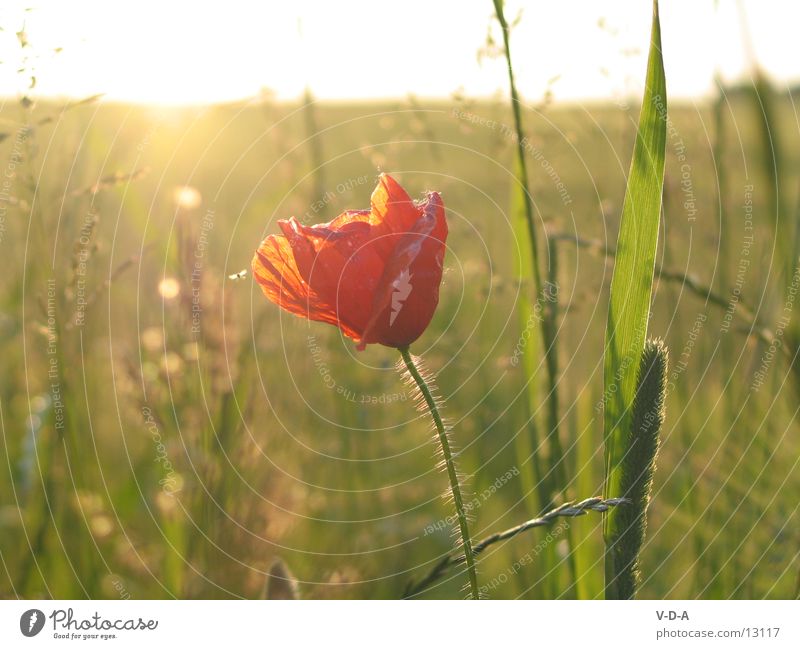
[603,0,667,599]
[572,387,603,599]
[493,0,575,597]
[507,159,559,598]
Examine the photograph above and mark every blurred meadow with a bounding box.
[1,2,800,600]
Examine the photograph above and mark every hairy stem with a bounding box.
[399,347,479,599]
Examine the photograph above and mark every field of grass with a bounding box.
[1,77,799,599]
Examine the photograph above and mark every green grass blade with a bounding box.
[494,0,576,597]
[603,0,667,599]
[510,156,547,513]
[509,158,556,598]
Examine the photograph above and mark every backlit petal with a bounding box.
[358,192,447,348]
[252,234,362,339]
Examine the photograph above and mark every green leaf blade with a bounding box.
[603,0,667,598]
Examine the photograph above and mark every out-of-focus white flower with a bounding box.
[173,185,202,210]
[158,277,181,300]
[141,327,164,352]
[161,352,183,375]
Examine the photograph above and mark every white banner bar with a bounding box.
[1,600,798,647]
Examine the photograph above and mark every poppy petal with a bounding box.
[280,217,386,333]
[252,234,362,339]
[253,174,447,350]
[358,192,447,349]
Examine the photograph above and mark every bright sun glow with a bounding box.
[0,0,797,105]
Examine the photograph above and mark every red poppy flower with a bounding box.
[252,174,448,350]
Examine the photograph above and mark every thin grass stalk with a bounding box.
[404,497,628,598]
[492,0,574,594]
[302,87,326,216]
[544,236,564,489]
[713,76,731,299]
[543,234,578,597]
[15,96,101,595]
[511,167,549,509]
[549,231,784,353]
[711,87,744,573]
[704,80,730,591]
[492,0,565,494]
[398,348,479,599]
[572,388,603,598]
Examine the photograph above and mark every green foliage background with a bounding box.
[0,84,799,598]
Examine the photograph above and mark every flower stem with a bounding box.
[399,347,479,599]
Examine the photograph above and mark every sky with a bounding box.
[0,0,795,105]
